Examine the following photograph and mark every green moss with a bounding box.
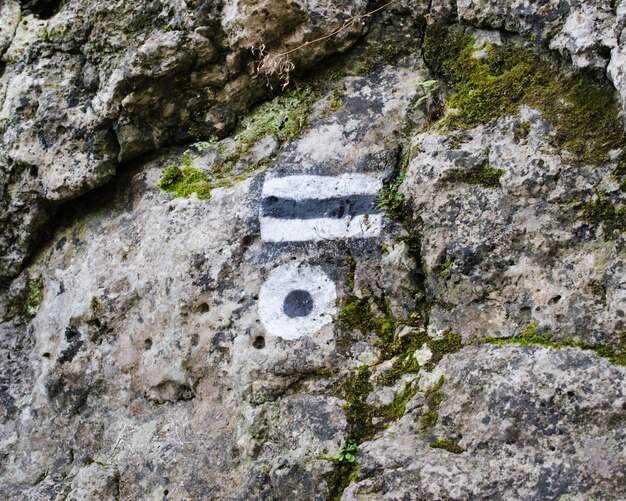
[438,259,452,278]
[484,321,574,348]
[158,164,213,200]
[90,298,102,318]
[430,439,465,454]
[445,164,504,189]
[426,330,463,367]
[337,296,374,333]
[420,410,439,430]
[22,276,44,318]
[580,192,625,240]
[424,26,626,170]
[378,381,420,422]
[347,256,356,291]
[420,378,445,430]
[593,332,626,366]
[481,322,626,366]
[236,86,317,146]
[324,458,360,501]
[339,366,374,442]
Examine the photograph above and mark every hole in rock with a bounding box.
[144,338,153,350]
[241,234,255,247]
[43,352,51,358]
[198,303,210,314]
[19,0,64,19]
[548,295,562,305]
[253,336,265,349]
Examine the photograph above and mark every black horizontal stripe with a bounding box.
[261,195,377,220]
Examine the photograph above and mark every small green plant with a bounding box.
[413,79,440,108]
[41,25,49,42]
[376,162,407,219]
[333,440,358,463]
[192,141,212,153]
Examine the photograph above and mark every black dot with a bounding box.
[283,290,314,318]
[253,336,265,349]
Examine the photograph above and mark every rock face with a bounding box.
[1,1,625,500]
[404,107,624,344]
[0,0,369,277]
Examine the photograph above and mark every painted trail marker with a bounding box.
[260,174,383,242]
[258,173,382,340]
[258,262,337,340]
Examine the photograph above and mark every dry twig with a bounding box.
[251,0,396,89]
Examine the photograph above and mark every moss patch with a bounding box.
[236,86,317,146]
[346,255,357,291]
[423,25,626,171]
[481,322,626,366]
[445,164,504,189]
[160,84,319,199]
[158,163,213,200]
[580,192,625,240]
[22,275,44,318]
[420,377,444,430]
[430,439,465,454]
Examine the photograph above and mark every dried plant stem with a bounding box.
[252,0,397,88]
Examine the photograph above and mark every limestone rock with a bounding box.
[402,107,625,345]
[0,0,369,277]
[456,0,618,71]
[1,2,625,499]
[345,345,626,500]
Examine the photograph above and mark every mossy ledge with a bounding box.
[422,24,625,241]
[423,25,626,172]
[478,322,626,367]
[159,84,319,200]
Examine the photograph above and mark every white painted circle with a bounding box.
[258,262,337,340]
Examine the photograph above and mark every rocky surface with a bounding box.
[345,345,626,500]
[404,107,625,344]
[1,0,625,500]
[0,0,369,277]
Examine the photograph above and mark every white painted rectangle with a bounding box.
[260,214,382,242]
[262,174,383,201]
